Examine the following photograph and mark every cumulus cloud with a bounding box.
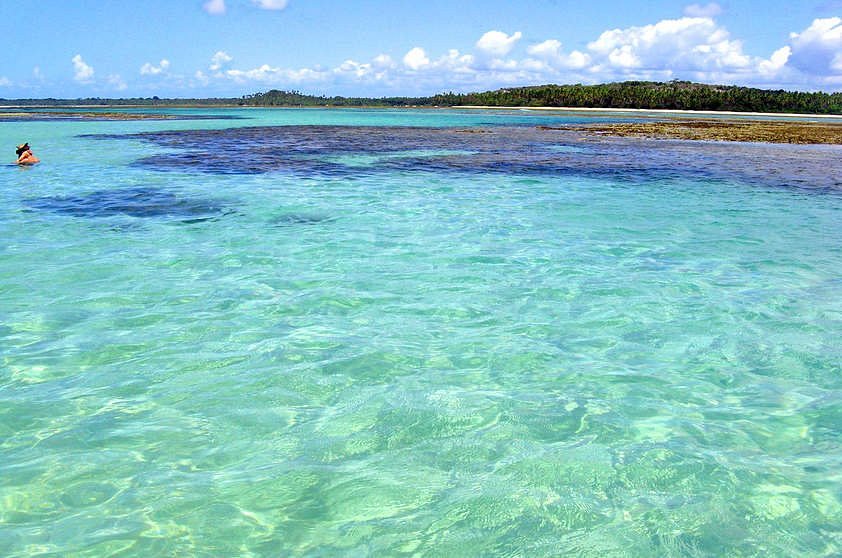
[373,54,396,68]
[758,46,792,75]
[403,47,430,70]
[72,54,94,83]
[195,23,758,94]
[528,39,562,59]
[175,17,842,95]
[224,64,325,84]
[744,17,842,88]
[203,0,226,15]
[476,30,523,57]
[587,17,751,77]
[787,17,842,74]
[140,59,171,76]
[438,49,476,72]
[336,59,371,78]
[226,64,280,81]
[210,51,233,72]
[683,3,723,18]
[252,0,288,9]
[528,40,591,69]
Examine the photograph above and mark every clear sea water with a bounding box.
[1,108,842,557]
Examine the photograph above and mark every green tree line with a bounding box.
[238,90,426,107]
[242,81,842,114]
[428,81,842,113]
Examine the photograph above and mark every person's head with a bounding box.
[16,143,30,156]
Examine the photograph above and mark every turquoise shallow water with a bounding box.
[2,108,842,557]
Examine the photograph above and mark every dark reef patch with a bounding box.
[24,187,227,221]
[269,213,334,227]
[86,125,842,190]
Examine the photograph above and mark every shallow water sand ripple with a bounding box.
[1,108,842,556]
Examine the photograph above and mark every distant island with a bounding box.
[243,82,842,115]
[3,81,842,115]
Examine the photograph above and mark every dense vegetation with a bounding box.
[430,82,842,114]
[241,81,842,114]
[4,82,842,114]
[239,90,424,107]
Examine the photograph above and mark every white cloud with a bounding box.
[759,46,792,75]
[252,0,288,9]
[438,49,476,73]
[32,66,44,81]
[225,64,326,84]
[787,18,842,74]
[108,74,128,91]
[226,64,279,81]
[203,0,226,15]
[210,51,233,72]
[403,47,430,70]
[336,59,373,78]
[174,14,842,95]
[476,30,523,57]
[373,54,396,68]
[527,40,591,70]
[566,51,592,70]
[748,17,842,88]
[528,39,562,59]
[683,3,723,18]
[587,17,751,77]
[140,59,171,76]
[0,76,11,87]
[72,54,94,83]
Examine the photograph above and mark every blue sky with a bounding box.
[2,0,842,98]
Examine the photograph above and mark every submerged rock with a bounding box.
[269,213,333,226]
[25,187,226,220]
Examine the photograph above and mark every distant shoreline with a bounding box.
[4,104,842,120]
[453,105,842,120]
[4,104,842,143]
[0,104,242,109]
[4,80,842,115]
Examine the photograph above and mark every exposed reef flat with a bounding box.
[560,119,842,144]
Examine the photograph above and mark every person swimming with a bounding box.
[16,142,40,165]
